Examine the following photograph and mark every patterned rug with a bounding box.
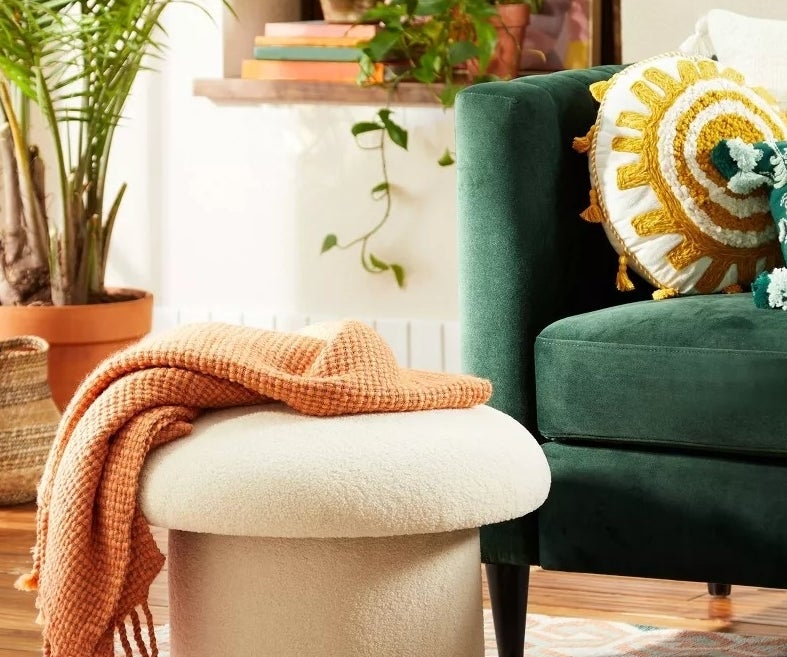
[503,613,787,656]
[118,610,787,656]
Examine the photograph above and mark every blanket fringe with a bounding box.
[130,608,151,657]
[14,572,38,591]
[143,602,159,657]
[116,604,158,657]
[116,621,133,657]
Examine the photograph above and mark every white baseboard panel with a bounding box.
[153,307,461,373]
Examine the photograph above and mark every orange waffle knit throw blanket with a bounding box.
[15,320,491,657]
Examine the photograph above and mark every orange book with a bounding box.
[254,35,371,47]
[241,59,384,84]
[263,20,378,39]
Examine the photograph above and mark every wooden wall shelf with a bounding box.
[193,78,455,106]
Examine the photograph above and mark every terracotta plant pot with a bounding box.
[0,289,153,410]
[468,3,531,80]
[319,0,376,23]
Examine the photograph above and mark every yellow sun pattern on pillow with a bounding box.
[576,54,786,299]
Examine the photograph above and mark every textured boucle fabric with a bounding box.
[167,530,483,657]
[140,404,550,537]
[15,320,492,657]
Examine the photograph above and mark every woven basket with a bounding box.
[0,336,60,505]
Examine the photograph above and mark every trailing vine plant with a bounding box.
[321,107,409,287]
[320,0,504,288]
[321,0,543,287]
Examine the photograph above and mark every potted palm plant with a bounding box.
[0,0,218,409]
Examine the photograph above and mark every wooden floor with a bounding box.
[3,503,787,655]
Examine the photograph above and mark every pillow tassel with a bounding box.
[580,189,604,223]
[615,254,635,292]
[572,125,595,153]
[652,287,680,301]
[722,284,743,294]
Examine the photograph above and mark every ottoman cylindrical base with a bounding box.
[168,528,483,657]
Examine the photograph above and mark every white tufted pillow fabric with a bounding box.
[574,53,786,299]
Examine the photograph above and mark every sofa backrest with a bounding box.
[456,66,651,432]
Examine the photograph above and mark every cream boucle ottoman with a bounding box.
[139,402,550,657]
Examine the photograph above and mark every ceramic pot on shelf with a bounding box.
[319,0,376,23]
[467,3,531,80]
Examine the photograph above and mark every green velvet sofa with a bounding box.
[456,65,787,657]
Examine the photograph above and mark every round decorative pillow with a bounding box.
[576,53,787,299]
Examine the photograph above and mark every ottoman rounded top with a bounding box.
[139,403,550,538]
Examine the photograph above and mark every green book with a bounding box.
[253,46,362,62]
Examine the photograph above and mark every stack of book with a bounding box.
[241,21,383,84]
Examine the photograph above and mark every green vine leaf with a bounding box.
[352,121,383,136]
[321,234,338,254]
[359,5,398,22]
[447,40,478,66]
[378,110,408,150]
[363,30,401,61]
[386,123,408,150]
[369,253,390,271]
[438,84,461,109]
[415,0,450,16]
[391,264,406,288]
[470,17,499,73]
[360,2,406,27]
[357,52,376,83]
[412,51,439,83]
[371,181,390,199]
[437,149,455,167]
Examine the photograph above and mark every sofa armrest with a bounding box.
[457,65,644,435]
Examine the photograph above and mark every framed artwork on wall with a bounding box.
[520,0,606,71]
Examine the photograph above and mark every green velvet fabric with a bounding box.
[457,66,647,566]
[536,293,787,457]
[540,442,787,588]
[457,66,648,437]
[457,66,787,584]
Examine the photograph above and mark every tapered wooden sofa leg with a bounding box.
[708,583,732,597]
[486,563,529,657]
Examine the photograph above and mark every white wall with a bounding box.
[621,0,787,62]
[105,0,459,322]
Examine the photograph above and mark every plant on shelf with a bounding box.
[0,0,227,408]
[321,0,542,288]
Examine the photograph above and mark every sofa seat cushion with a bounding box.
[535,294,787,457]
